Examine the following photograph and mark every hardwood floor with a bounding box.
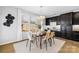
[0,38,79,53]
[59,38,79,53]
[0,43,15,53]
[0,39,27,53]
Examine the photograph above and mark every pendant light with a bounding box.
[37,6,46,20]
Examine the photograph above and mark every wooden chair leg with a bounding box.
[29,41,31,51]
[26,39,29,47]
[50,38,52,47]
[48,38,52,47]
[40,37,42,49]
[36,39,38,47]
[45,40,47,50]
[37,37,39,42]
[53,37,55,44]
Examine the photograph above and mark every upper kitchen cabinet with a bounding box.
[56,16,60,25]
[51,17,56,22]
[73,12,79,25]
[45,18,51,25]
[60,12,73,25]
[50,16,60,25]
[60,12,73,39]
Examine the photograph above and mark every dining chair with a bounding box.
[22,32,29,47]
[48,32,55,47]
[27,32,33,51]
[41,31,55,50]
[40,30,51,50]
[52,32,55,44]
[26,31,39,51]
[32,32,38,47]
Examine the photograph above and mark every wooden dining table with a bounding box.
[36,32,46,49]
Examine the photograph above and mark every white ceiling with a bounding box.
[18,6,79,18]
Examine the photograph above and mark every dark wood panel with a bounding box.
[72,31,79,41]
[73,12,79,25]
[60,12,73,39]
[55,31,62,37]
[45,12,79,41]
[45,18,50,25]
[56,16,60,25]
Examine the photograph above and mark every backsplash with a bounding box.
[72,25,79,31]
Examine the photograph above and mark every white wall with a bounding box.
[0,7,39,45]
[17,8,22,42]
[21,10,38,23]
[0,7,22,45]
[0,7,2,41]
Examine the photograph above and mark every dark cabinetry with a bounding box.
[50,16,60,25]
[45,12,79,41]
[56,16,60,25]
[55,31,61,37]
[46,16,61,25]
[72,31,79,41]
[51,17,56,22]
[73,12,79,25]
[60,13,73,39]
[45,18,50,25]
